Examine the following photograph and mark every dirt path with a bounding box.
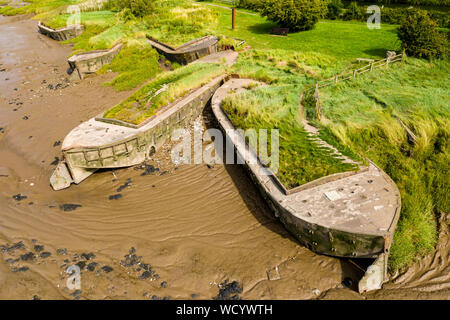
[0,15,448,300]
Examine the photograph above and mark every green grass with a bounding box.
[313,58,450,269]
[103,62,226,125]
[221,84,359,188]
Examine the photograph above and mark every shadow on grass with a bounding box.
[247,21,278,34]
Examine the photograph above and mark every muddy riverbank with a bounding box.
[0,15,448,300]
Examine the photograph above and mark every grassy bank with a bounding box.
[103,62,225,125]
[305,58,449,269]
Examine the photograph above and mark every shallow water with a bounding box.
[0,16,448,300]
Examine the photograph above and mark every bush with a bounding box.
[326,0,343,20]
[236,0,264,11]
[105,0,154,18]
[259,0,327,31]
[342,1,364,21]
[397,9,447,59]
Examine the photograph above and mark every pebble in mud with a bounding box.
[137,163,160,176]
[76,261,86,270]
[1,241,25,252]
[56,248,67,255]
[59,204,82,212]
[40,252,51,259]
[213,280,242,300]
[81,252,96,261]
[53,140,61,147]
[117,178,132,192]
[11,266,29,272]
[12,194,27,201]
[50,157,59,165]
[33,245,44,252]
[20,252,36,261]
[101,266,113,273]
[87,262,98,271]
[161,281,167,288]
[108,194,122,200]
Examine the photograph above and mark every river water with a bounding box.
[0,16,448,300]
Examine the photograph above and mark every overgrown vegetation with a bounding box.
[305,59,449,269]
[103,62,225,124]
[397,9,447,59]
[259,0,328,31]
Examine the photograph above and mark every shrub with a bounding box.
[397,9,447,59]
[105,0,154,18]
[342,1,364,21]
[236,0,264,11]
[326,0,343,20]
[259,0,327,31]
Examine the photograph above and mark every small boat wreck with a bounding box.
[37,21,84,41]
[211,78,401,293]
[147,35,218,64]
[68,43,123,80]
[50,74,227,190]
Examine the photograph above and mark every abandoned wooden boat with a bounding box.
[37,21,84,41]
[147,35,218,64]
[68,43,123,80]
[210,78,401,293]
[50,74,227,190]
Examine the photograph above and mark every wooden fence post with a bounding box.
[370,62,373,72]
[353,70,356,79]
[335,75,338,83]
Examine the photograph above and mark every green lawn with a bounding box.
[312,58,450,269]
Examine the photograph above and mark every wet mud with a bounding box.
[0,16,448,300]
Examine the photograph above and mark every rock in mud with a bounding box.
[81,252,96,261]
[20,252,36,261]
[5,258,19,264]
[33,245,44,252]
[117,178,132,192]
[76,261,86,270]
[40,252,51,259]
[12,194,27,201]
[60,204,82,212]
[50,157,59,166]
[213,280,242,300]
[138,271,152,280]
[108,194,122,200]
[11,266,29,272]
[161,281,167,288]
[137,163,160,176]
[1,241,25,252]
[56,248,67,255]
[53,141,61,147]
[87,262,98,271]
[101,266,113,273]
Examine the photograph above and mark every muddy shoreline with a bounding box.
[0,15,448,300]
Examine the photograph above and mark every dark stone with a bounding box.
[191,294,199,298]
[101,265,113,273]
[11,266,29,272]
[213,280,242,300]
[108,194,122,200]
[34,245,44,252]
[3,241,25,252]
[76,261,86,270]
[13,194,27,201]
[5,258,18,264]
[22,116,29,120]
[20,252,36,261]
[33,295,40,300]
[139,271,152,280]
[81,252,96,260]
[151,295,162,300]
[60,204,82,212]
[160,281,167,288]
[87,262,98,271]
[40,252,51,259]
[53,141,61,147]
[70,290,82,297]
[117,178,132,192]
[50,157,59,166]
[56,248,67,255]
[137,163,160,176]
[160,171,167,176]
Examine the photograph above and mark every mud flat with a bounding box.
[0,17,448,300]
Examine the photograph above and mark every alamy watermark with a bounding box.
[170,127,280,176]
[367,5,381,29]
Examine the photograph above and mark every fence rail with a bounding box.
[313,53,403,120]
